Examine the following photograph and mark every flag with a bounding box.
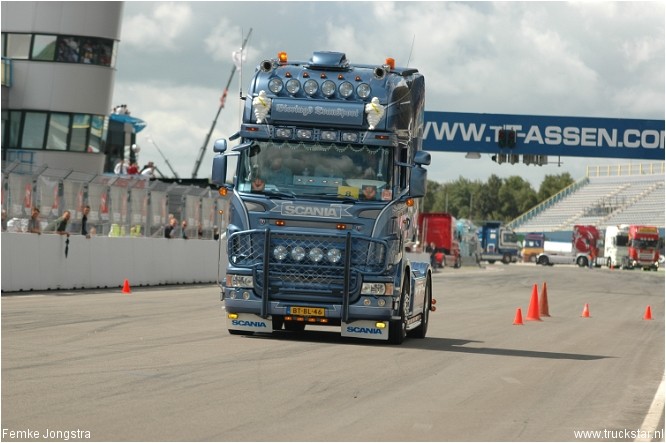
[232,48,247,70]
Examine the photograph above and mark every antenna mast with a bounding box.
[192,28,252,178]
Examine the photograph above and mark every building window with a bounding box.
[7,111,21,148]
[32,35,57,61]
[89,115,105,153]
[21,112,48,149]
[46,113,70,150]
[3,110,106,152]
[2,33,116,67]
[71,114,90,152]
[6,33,31,60]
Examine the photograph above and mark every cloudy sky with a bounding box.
[111,1,665,187]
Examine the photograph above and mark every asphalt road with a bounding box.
[2,264,664,442]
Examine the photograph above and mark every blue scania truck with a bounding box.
[211,51,434,344]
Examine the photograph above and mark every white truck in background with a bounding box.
[604,224,630,269]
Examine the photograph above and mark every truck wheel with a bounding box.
[488,260,496,264]
[389,274,410,345]
[454,257,462,269]
[576,256,588,267]
[502,254,511,264]
[408,274,431,339]
[537,256,549,266]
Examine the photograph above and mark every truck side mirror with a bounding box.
[414,150,431,166]
[409,164,428,198]
[211,139,229,186]
[213,139,228,153]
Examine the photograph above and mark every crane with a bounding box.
[192,28,253,178]
[147,136,180,179]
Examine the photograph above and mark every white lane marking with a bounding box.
[635,375,665,442]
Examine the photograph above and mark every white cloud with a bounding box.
[122,2,193,51]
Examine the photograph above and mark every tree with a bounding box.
[538,173,575,201]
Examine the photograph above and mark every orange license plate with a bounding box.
[289,306,326,317]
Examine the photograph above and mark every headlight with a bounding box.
[291,246,306,261]
[361,282,390,296]
[321,130,337,141]
[304,79,318,96]
[268,78,283,94]
[341,132,358,143]
[226,274,254,288]
[308,247,324,263]
[339,81,354,98]
[321,80,336,97]
[357,83,371,99]
[326,248,342,264]
[273,245,288,261]
[286,79,301,94]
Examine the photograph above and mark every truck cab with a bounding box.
[478,222,519,264]
[212,51,434,344]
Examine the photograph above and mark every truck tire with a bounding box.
[454,256,462,269]
[408,273,431,339]
[576,256,588,267]
[502,254,511,264]
[537,256,549,266]
[389,274,410,345]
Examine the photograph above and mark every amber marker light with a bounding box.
[227,313,239,320]
[375,322,387,329]
[218,188,228,197]
[275,220,286,227]
[406,198,415,207]
[385,57,395,70]
[336,223,347,230]
[278,51,288,64]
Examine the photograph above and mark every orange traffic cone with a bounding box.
[513,308,524,325]
[539,281,550,317]
[643,305,653,320]
[581,303,590,318]
[526,284,542,321]
[122,279,131,294]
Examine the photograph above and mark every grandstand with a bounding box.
[509,162,665,233]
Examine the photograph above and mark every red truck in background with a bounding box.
[418,213,461,268]
[627,225,660,271]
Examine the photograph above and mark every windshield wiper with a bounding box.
[262,189,297,199]
[310,192,358,203]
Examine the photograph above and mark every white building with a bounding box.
[1,1,124,173]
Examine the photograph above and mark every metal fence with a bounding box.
[2,160,227,239]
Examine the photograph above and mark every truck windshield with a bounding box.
[632,239,658,249]
[237,141,393,201]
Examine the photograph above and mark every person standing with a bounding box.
[81,205,91,238]
[164,216,177,238]
[46,210,71,235]
[27,207,41,234]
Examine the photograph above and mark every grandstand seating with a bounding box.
[512,163,664,233]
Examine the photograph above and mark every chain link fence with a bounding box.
[2,160,227,239]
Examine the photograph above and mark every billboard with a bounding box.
[423,111,665,160]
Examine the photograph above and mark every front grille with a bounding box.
[228,229,387,300]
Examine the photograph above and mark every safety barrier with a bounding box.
[2,161,227,239]
[1,232,228,292]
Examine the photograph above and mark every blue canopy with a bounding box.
[109,113,147,133]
